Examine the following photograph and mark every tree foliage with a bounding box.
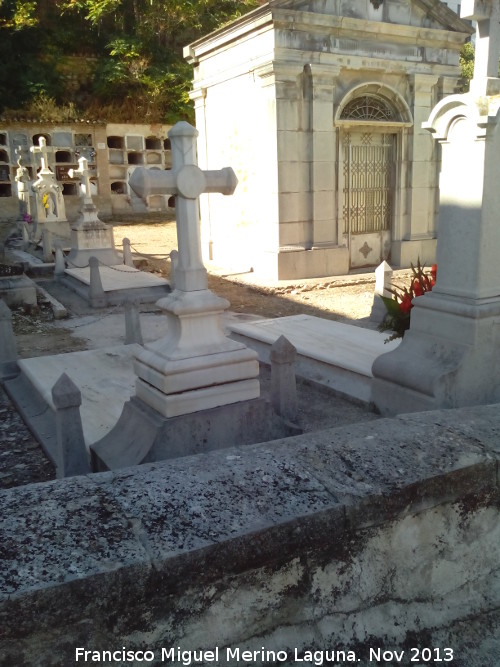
[459,41,475,90]
[0,0,261,122]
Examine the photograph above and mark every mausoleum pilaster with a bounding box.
[403,73,440,256]
[308,64,341,247]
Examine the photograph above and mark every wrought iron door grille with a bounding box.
[343,132,394,234]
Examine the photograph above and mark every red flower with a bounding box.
[400,293,413,314]
[430,264,437,286]
[379,260,438,341]
[412,280,424,297]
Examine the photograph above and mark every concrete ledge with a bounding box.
[0,404,499,664]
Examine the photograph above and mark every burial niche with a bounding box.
[107,136,124,149]
[33,133,51,146]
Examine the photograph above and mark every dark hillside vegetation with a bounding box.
[0,0,264,123]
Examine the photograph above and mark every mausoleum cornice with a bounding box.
[188,48,462,93]
[272,10,470,51]
[185,5,471,68]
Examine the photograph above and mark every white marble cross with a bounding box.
[30,136,55,173]
[129,121,237,292]
[69,157,93,204]
[462,0,500,80]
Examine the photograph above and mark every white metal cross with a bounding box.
[129,121,237,292]
[462,0,500,80]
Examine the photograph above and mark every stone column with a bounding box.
[372,88,500,414]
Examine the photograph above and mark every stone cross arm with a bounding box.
[128,121,238,293]
[68,156,93,202]
[461,0,500,80]
[129,165,237,201]
[30,137,56,173]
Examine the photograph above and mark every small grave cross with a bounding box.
[462,0,500,80]
[15,144,26,165]
[30,137,55,173]
[69,157,93,204]
[129,121,237,293]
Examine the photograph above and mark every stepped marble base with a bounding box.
[134,287,261,416]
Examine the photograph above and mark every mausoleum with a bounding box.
[185,0,473,279]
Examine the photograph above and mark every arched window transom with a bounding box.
[340,95,396,121]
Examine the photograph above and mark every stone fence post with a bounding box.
[370,260,393,323]
[54,244,66,277]
[270,335,297,422]
[42,228,53,263]
[124,300,144,345]
[51,373,90,478]
[169,249,178,290]
[21,222,30,249]
[123,237,134,267]
[0,299,18,380]
[89,256,106,308]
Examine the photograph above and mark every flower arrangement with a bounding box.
[23,213,32,224]
[379,260,437,342]
[42,193,49,210]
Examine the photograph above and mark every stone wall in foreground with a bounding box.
[0,405,499,666]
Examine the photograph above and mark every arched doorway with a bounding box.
[336,86,412,268]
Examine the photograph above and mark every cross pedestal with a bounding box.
[372,32,500,414]
[66,157,121,267]
[30,137,68,240]
[129,122,259,418]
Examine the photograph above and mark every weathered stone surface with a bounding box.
[0,404,498,665]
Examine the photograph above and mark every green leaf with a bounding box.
[380,295,402,316]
